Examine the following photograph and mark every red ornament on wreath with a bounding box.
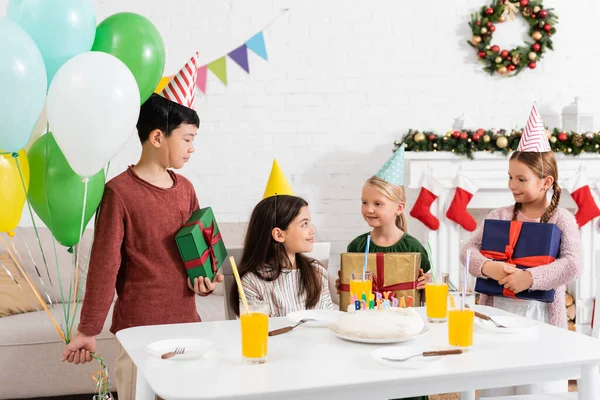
[428,134,436,141]
[460,132,468,140]
[558,132,568,142]
[468,0,558,76]
[453,131,461,139]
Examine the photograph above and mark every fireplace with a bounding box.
[404,152,600,333]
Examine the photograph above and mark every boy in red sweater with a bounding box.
[61,53,222,400]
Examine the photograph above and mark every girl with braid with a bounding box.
[461,104,581,396]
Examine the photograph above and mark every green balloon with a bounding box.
[27,133,105,248]
[91,12,166,104]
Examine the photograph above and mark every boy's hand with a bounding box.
[481,261,514,281]
[188,274,224,297]
[335,270,340,295]
[61,332,96,365]
[498,267,532,294]
[416,268,426,290]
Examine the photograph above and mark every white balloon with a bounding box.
[46,51,140,177]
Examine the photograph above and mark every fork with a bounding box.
[382,349,463,362]
[268,318,316,336]
[161,347,185,359]
[466,304,506,328]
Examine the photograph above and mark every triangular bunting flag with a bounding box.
[263,159,294,199]
[196,65,207,94]
[518,102,551,152]
[246,32,268,61]
[160,52,199,109]
[208,57,228,85]
[228,44,250,73]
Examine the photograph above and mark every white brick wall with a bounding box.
[4,0,600,270]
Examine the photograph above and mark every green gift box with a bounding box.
[175,207,227,281]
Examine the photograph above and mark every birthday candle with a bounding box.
[362,293,367,302]
[407,296,413,307]
[376,299,383,310]
[351,294,357,303]
[354,300,361,310]
[369,300,375,309]
[362,300,367,310]
[399,297,406,308]
[383,299,390,309]
[392,297,399,308]
[375,292,382,301]
[383,291,390,300]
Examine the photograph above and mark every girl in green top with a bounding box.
[337,175,431,400]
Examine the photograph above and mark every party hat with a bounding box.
[375,145,404,185]
[517,102,551,152]
[160,52,199,109]
[263,159,294,199]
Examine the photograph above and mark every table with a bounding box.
[116,306,600,400]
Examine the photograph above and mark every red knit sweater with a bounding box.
[78,167,200,336]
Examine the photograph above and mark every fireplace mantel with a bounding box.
[404,151,600,332]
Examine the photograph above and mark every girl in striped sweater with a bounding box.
[231,195,333,317]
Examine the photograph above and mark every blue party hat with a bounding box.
[376,145,404,185]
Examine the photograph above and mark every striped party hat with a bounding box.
[160,52,199,110]
[517,102,551,152]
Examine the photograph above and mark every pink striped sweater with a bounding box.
[461,205,582,328]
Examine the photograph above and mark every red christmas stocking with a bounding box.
[446,173,478,232]
[565,169,600,228]
[410,171,443,230]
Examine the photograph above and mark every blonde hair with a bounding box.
[365,176,408,232]
[510,151,560,223]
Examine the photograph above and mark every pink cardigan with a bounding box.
[461,205,582,328]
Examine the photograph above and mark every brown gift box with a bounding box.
[339,252,421,311]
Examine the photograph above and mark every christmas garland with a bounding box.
[395,129,600,160]
[468,0,558,76]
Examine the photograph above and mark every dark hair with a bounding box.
[510,151,561,223]
[136,93,200,143]
[231,195,323,316]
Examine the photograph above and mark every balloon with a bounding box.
[0,150,30,233]
[7,0,96,85]
[46,52,140,177]
[0,18,47,152]
[154,76,172,94]
[25,105,48,151]
[27,133,105,248]
[92,12,166,104]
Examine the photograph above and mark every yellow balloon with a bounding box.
[154,76,172,94]
[0,150,30,233]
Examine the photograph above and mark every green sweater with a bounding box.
[347,232,431,274]
[347,232,430,400]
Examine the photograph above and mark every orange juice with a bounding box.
[241,312,268,362]
[448,309,474,348]
[425,283,449,322]
[349,279,372,298]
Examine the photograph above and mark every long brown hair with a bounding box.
[510,151,561,223]
[365,176,408,232]
[230,195,322,316]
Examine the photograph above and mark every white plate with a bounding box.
[476,316,538,334]
[371,346,443,369]
[286,309,343,327]
[146,338,216,360]
[329,325,430,344]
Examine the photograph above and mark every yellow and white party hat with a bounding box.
[263,159,294,199]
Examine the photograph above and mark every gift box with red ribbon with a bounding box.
[175,207,227,281]
[474,219,561,303]
[339,253,421,311]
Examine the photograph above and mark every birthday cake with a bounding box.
[332,307,425,340]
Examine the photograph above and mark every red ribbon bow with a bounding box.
[339,253,417,294]
[183,220,222,274]
[480,221,555,298]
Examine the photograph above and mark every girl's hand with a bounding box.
[498,267,533,294]
[416,268,426,290]
[482,261,515,281]
[335,270,340,295]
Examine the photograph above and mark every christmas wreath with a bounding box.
[395,129,600,159]
[468,0,558,76]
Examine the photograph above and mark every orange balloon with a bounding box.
[154,76,172,94]
[0,150,30,233]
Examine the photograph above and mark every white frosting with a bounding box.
[334,308,425,339]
